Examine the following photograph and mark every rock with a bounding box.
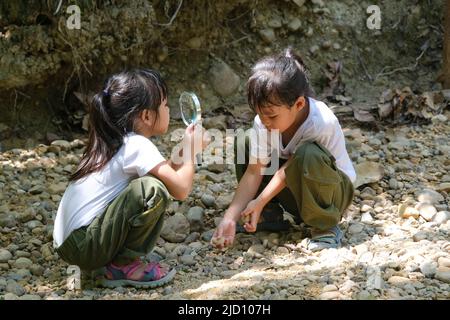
[6,280,25,296]
[433,211,450,225]
[322,284,338,292]
[268,19,282,29]
[319,291,340,300]
[287,18,302,31]
[417,203,437,221]
[401,206,420,219]
[348,223,364,234]
[216,194,233,210]
[417,189,444,205]
[202,115,229,131]
[389,178,399,190]
[48,182,67,194]
[0,249,12,263]
[179,254,196,266]
[248,244,265,255]
[435,267,450,283]
[201,229,215,242]
[30,264,45,276]
[387,276,412,286]
[353,162,384,188]
[187,207,204,232]
[366,266,383,290]
[200,194,215,208]
[276,247,289,255]
[258,28,276,43]
[14,257,33,269]
[361,212,374,223]
[207,163,226,173]
[160,213,190,243]
[0,213,16,228]
[209,60,240,97]
[436,183,450,192]
[438,257,450,268]
[50,140,71,151]
[184,232,200,244]
[3,293,20,300]
[413,231,428,242]
[28,185,44,195]
[420,261,437,278]
[186,36,203,49]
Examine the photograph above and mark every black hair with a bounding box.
[247,47,314,112]
[70,68,167,181]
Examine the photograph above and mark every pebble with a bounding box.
[433,211,450,225]
[259,29,276,43]
[348,223,364,234]
[179,255,196,266]
[417,203,437,221]
[14,257,33,269]
[187,206,204,232]
[319,291,340,300]
[0,249,12,263]
[435,267,450,283]
[160,213,190,243]
[6,280,25,296]
[417,189,444,205]
[209,60,240,97]
[200,194,216,208]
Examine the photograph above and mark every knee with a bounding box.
[130,176,170,210]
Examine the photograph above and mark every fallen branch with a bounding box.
[375,44,428,80]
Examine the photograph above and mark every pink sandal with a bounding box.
[96,259,176,288]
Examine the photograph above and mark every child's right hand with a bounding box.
[211,218,236,249]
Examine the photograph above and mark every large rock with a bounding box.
[160,213,190,243]
[353,162,384,188]
[209,60,240,97]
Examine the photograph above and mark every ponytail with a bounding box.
[70,69,168,181]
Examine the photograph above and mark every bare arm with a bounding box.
[223,161,265,222]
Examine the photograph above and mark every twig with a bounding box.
[375,45,428,80]
[155,0,183,27]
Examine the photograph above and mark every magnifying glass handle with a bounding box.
[195,153,202,165]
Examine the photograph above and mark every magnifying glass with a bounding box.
[179,91,202,164]
[179,92,201,126]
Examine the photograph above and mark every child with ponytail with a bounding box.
[53,69,208,288]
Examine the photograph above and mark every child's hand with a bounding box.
[240,199,263,233]
[211,218,236,249]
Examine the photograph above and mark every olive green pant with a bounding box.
[55,176,170,271]
[235,131,354,231]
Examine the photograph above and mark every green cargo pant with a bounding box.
[55,176,170,271]
[235,131,354,231]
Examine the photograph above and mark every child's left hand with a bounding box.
[240,199,263,233]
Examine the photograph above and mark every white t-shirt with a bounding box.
[53,133,165,248]
[250,97,356,183]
